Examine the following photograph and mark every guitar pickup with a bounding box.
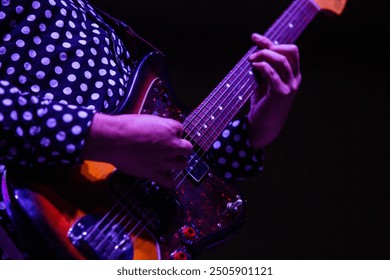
[185,153,209,183]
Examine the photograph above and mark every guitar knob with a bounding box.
[180,224,199,245]
[170,248,191,260]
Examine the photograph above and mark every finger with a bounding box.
[249,49,294,84]
[252,61,291,96]
[251,33,273,49]
[168,156,190,170]
[155,171,175,189]
[176,139,193,156]
[270,44,300,77]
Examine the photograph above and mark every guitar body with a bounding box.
[2,0,348,260]
[2,52,246,260]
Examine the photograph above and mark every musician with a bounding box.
[0,0,300,188]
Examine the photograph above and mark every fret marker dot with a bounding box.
[249,71,253,75]
[211,116,215,120]
[238,96,243,100]
[226,83,231,88]
[289,23,294,28]
[219,106,223,110]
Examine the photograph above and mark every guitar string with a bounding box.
[172,0,315,182]
[85,0,319,253]
[86,0,314,245]
[84,0,310,247]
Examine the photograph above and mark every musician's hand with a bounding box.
[247,33,302,149]
[83,113,193,188]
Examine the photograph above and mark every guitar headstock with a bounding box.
[312,0,347,15]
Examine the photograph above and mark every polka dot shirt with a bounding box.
[0,0,263,181]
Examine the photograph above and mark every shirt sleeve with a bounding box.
[207,116,264,182]
[0,80,95,169]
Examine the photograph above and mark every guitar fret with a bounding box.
[184,0,321,150]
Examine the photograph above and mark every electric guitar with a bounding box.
[1,0,347,260]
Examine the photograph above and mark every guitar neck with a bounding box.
[183,0,320,151]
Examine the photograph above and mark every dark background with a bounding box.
[91,0,389,259]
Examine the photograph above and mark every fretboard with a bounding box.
[183,0,320,151]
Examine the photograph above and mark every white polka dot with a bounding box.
[7,67,15,75]
[63,114,73,123]
[80,84,88,92]
[84,71,92,79]
[56,20,64,27]
[47,118,57,128]
[36,71,45,79]
[32,1,41,9]
[222,129,230,138]
[76,49,84,57]
[76,96,83,104]
[63,87,72,95]
[0,46,6,55]
[78,111,88,118]
[218,157,226,165]
[51,32,60,39]
[46,44,55,52]
[213,141,221,150]
[226,145,233,153]
[56,132,66,141]
[18,96,27,106]
[19,75,27,84]
[45,10,52,18]
[3,34,11,41]
[66,144,76,153]
[88,59,95,67]
[65,31,73,39]
[71,125,82,135]
[67,74,76,82]
[41,138,50,147]
[224,172,233,179]
[34,36,42,44]
[91,93,100,100]
[31,85,40,93]
[44,93,54,100]
[95,81,103,89]
[232,120,240,127]
[23,111,33,121]
[62,42,71,48]
[245,165,253,172]
[239,150,247,158]
[16,127,24,137]
[232,161,240,168]
[16,39,25,48]
[41,57,50,65]
[27,14,36,21]
[53,105,63,112]
[37,108,48,117]
[24,62,32,71]
[39,23,46,32]
[21,26,30,34]
[29,50,37,58]
[54,66,63,75]
[11,53,20,61]
[10,111,18,120]
[234,134,241,142]
[50,79,58,88]
[99,69,107,76]
[72,62,80,69]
